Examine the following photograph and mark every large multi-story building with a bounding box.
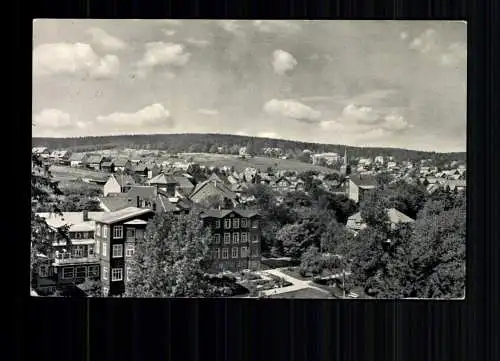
[33,211,104,295]
[200,209,261,273]
[94,207,155,296]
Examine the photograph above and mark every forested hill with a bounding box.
[32,133,466,163]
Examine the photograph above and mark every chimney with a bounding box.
[83,210,89,222]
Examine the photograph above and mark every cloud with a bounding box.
[382,113,413,131]
[198,109,219,116]
[162,29,177,37]
[86,27,128,51]
[319,120,345,131]
[409,29,438,53]
[96,103,173,128]
[263,99,321,122]
[400,32,408,40]
[272,50,298,75]
[33,43,120,79]
[253,20,301,34]
[186,38,211,47]
[440,42,467,66]
[341,104,380,124]
[356,128,390,142]
[218,20,244,36]
[137,42,191,69]
[162,71,176,79]
[33,109,72,129]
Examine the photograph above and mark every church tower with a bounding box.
[340,147,350,176]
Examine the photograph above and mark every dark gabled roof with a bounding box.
[97,207,154,224]
[98,196,129,212]
[132,165,148,172]
[69,153,86,162]
[348,174,377,187]
[111,174,136,187]
[173,175,194,189]
[85,154,104,164]
[190,179,237,201]
[113,158,130,167]
[208,173,223,183]
[101,161,114,167]
[126,186,156,200]
[200,209,259,219]
[148,173,178,185]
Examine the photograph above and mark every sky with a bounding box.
[32,20,467,152]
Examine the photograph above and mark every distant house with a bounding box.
[103,174,136,196]
[32,147,51,158]
[344,174,377,204]
[85,154,106,170]
[50,150,72,165]
[69,153,87,168]
[346,208,414,235]
[273,177,293,193]
[147,173,179,196]
[101,161,115,173]
[190,178,238,207]
[131,164,149,178]
[144,162,160,179]
[113,158,132,173]
[312,153,340,165]
[374,156,384,165]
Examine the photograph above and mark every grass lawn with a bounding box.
[50,165,109,182]
[280,267,312,281]
[175,153,337,173]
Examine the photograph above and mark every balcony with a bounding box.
[53,254,100,266]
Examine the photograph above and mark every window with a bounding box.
[62,267,74,279]
[125,244,135,257]
[102,225,108,238]
[103,287,109,296]
[126,266,132,282]
[76,266,87,278]
[241,219,248,228]
[222,248,229,259]
[224,233,231,244]
[241,233,248,243]
[39,264,49,277]
[88,265,99,277]
[111,268,123,281]
[112,244,123,258]
[251,220,259,228]
[113,225,123,239]
[215,220,221,229]
[241,246,248,258]
[126,228,136,239]
[95,240,100,255]
[96,224,101,236]
[233,218,240,229]
[232,247,238,258]
[103,267,108,280]
[232,232,239,244]
[224,219,231,229]
[216,248,221,259]
[213,234,221,244]
[72,246,83,257]
[251,234,259,243]
[88,245,94,257]
[102,242,107,257]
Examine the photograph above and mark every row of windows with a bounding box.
[215,218,258,230]
[102,266,133,282]
[95,242,135,258]
[95,225,128,239]
[211,232,258,245]
[213,246,254,259]
[69,231,94,239]
[54,245,94,259]
[61,265,100,279]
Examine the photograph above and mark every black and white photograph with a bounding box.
[31,20,466,299]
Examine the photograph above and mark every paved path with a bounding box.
[256,268,331,297]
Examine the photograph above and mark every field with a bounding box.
[173,153,337,173]
[268,288,333,299]
[49,165,109,182]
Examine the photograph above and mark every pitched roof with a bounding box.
[348,174,377,187]
[126,186,157,200]
[86,154,104,164]
[113,158,130,167]
[101,161,114,167]
[190,179,237,202]
[200,209,259,219]
[97,207,154,224]
[98,196,129,212]
[208,173,223,183]
[173,176,194,189]
[347,208,414,228]
[112,174,136,187]
[132,164,148,172]
[36,212,104,229]
[69,153,86,162]
[148,173,177,185]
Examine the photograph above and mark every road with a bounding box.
[255,268,332,297]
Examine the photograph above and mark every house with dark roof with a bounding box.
[103,174,136,196]
[190,178,238,207]
[346,208,414,235]
[101,161,115,173]
[132,164,149,178]
[69,153,87,167]
[32,147,51,157]
[344,174,378,204]
[84,154,107,170]
[113,158,132,173]
[200,209,261,273]
[94,207,155,296]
